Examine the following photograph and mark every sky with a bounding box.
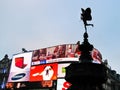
[0,0,120,74]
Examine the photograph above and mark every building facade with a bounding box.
[0,44,120,90]
[104,64,120,90]
[0,54,11,90]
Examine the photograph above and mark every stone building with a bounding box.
[103,60,120,90]
[0,54,11,89]
[0,54,120,90]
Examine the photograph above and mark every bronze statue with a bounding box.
[81,8,93,32]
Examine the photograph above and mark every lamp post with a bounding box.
[65,8,107,90]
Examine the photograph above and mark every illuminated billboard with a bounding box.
[6,81,56,89]
[30,63,58,81]
[57,79,71,90]
[8,52,32,82]
[58,63,70,78]
[31,44,80,65]
[7,43,102,84]
[92,48,102,64]
[31,44,102,65]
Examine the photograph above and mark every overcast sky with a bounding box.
[1,0,120,74]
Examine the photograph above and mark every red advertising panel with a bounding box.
[30,63,58,81]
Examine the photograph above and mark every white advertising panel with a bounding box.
[57,79,71,90]
[58,63,70,78]
[8,52,32,82]
[46,58,79,64]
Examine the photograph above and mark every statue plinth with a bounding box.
[65,62,107,85]
[79,32,93,63]
[65,33,107,90]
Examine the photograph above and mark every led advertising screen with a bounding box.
[92,48,102,64]
[31,44,80,65]
[6,80,56,89]
[8,52,32,82]
[57,79,71,90]
[31,44,102,66]
[32,48,47,65]
[30,63,58,81]
[57,63,70,78]
[7,44,102,82]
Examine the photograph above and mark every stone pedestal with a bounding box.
[65,32,107,90]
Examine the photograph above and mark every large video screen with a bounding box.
[31,44,80,65]
[31,44,102,66]
[30,63,58,81]
[6,80,57,89]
